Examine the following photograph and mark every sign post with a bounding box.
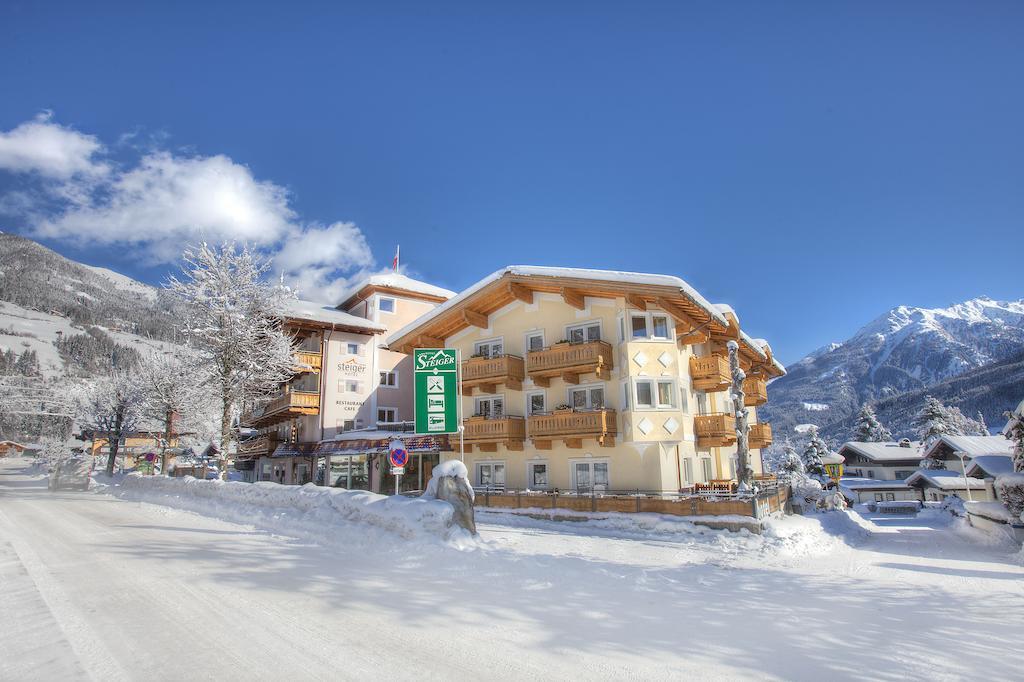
[413,347,463,467]
[389,440,408,496]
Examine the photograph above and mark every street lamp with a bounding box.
[954,450,974,503]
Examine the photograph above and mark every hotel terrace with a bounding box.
[387,266,785,494]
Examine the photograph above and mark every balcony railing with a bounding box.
[526,340,614,386]
[743,376,768,406]
[237,435,279,459]
[251,390,320,425]
[528,408,617,448]
[294,350,322,372]
[690,354,731,392]
[462,355,525,395]
[463,416,526,452]
[748,422,773,449]
[694,413,737,447]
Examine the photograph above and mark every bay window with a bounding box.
[633,378,677,410]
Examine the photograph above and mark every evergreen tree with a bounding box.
[976,411,988,436]
[801,426,828,476]
[854,404,892,442]
[1005,406,1024,474]
[916,396,956,469]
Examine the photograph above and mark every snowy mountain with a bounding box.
[761,297,1024,442]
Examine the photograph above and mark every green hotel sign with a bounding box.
[413,348,459,434]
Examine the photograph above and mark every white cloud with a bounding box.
[0,112,108,179]
[0,114,383,298]
[35,151,297,261]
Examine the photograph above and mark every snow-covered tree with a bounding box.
[854,404,892,442]
[167,242,296,478]
[915,396,954,469]
[726,340,752,488]
[1005,407,1024,474]
[801,426,828,476]
[975,411,989,436]
[75,371,147,476]
[137,352,218,474]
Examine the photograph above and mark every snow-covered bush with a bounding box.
[995,474,1024,519]
[790,473,823,509]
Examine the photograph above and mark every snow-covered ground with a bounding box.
[2,456,1022,681]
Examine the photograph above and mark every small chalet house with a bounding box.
[837,440,923,479]
[0,441,27,457]
[920,435,1014,472]
[387,266,785,493]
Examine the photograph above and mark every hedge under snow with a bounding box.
[111,474,461,541]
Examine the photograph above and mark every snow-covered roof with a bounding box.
[281,298,385,333]
[926,435,1014,459]
[840,477,912,491]
[905,469,988,491]
[965,455,1014,479]
[341,273,456,305]
[839,441,924,462]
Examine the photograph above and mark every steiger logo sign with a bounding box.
[415,349,456,370]
[338,358,367,376]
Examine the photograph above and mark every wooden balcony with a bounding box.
[526,341,613,386]
[748,422,773,449]
[462,355,525,395]
[529,409,617,449]
[743,376,768,406]
[236,435,279,459]
[695,413,737,448]
[463,416,526,453]
[294,350,322,372]
[248,390,320,426]
[690,354,731,392]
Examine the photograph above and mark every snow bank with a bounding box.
[106,474,463,543]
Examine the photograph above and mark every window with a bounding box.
[572,460,609,492]
[526,391,546,415]
[679,387,689,413]
[474,339,503,359]
[474,396,504,419]
[622,382,630,410]
[379,371,398,388]
[477,462,505,489]
[700,458,713,482]
[697,392,709,414]
[377,408,397,424]
[347,342,360,355]
[618,316,625,343]
[874,493,884,503]
[683,458,694,484]
[566,321,601,344]
[634,379,676,409]
[629,312,672,340]
[886,493,896,502]
[631,315,648,339]
[651,315,670,339]
[378,297,396,313]
[867,469,875,479]
[569,385,604,410]
[528,462,548,489]
[635,381,654,408]
[344,380,361,393]
[525,331,545,353]
[342,420,355,432]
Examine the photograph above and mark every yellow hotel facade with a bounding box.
[388,267,785,494]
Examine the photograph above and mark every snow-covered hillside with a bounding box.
[762,297,1024,441]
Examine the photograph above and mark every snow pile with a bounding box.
[107,474,462,542]
[423,459,473,500]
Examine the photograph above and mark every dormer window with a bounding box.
[378,297,396,313]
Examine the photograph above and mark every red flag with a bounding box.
[392,245,400,272]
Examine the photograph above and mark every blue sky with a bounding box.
[1,1,1022,364]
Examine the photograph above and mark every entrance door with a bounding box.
[572,461,609,492]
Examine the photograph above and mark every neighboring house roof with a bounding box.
[339,273,457,309]
[839,477,912,491]
[965,455,1014,479]
[0,441,27,449]
[905,469,988,491]
[386,265,784,374]
[924,435,1014,460]
[839,441,924,462]
[281,298,386,333]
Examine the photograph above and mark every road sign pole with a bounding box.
[457,348,465,463]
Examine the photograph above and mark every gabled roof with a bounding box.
[965,455,1014,479]
[905,469,988,491]
[339,273,456,309]
[386,266,785,375]
[923,435,1014,460]
[281,298,386,334]
[839,441,924,462]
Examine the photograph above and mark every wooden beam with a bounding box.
[478,442,497,453]
[561,288,586,310]
[561,372,579,385]
[625,294,647,311]
[678,330,710,345]
[564,438,583,449]
[462,309,488,329]
[478,383,496,394]
[656,298,701,330]
[532,376,550,388]
[505,378,523,392]
[416,335,443,348]
[533,439,552,450]
[507,440,525,452]
[508,282,534,304]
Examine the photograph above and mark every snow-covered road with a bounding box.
[2,457,1022,681]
